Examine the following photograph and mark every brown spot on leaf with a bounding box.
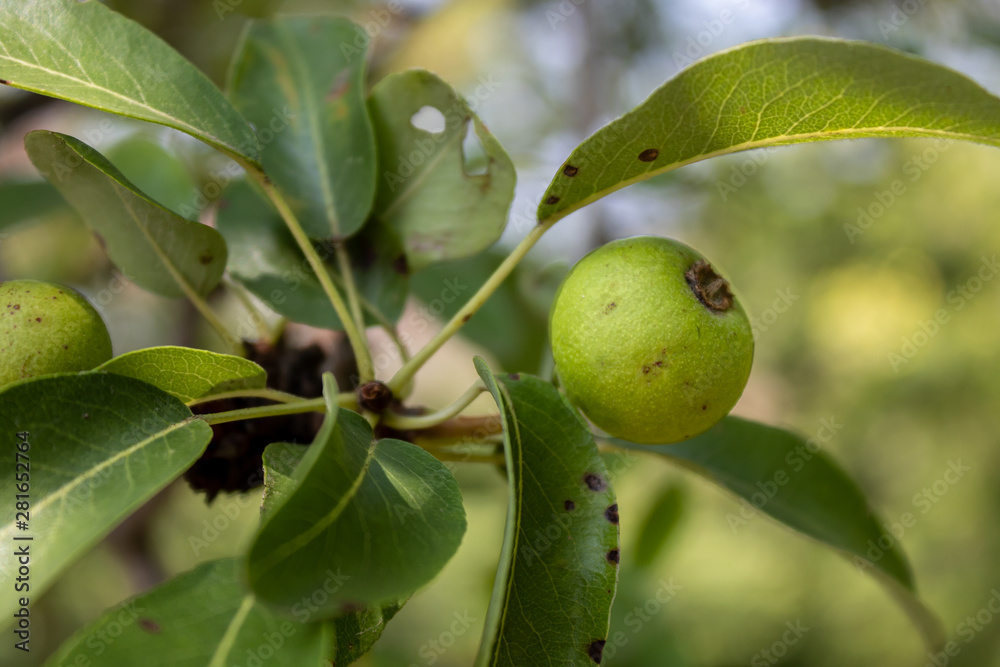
[199,253,213,265]
[509,373,520,380]
[588,639,606,663]
[605,504,619,524]
[702,405,707,410]
[35,317,41,322]
[0,79,8,85]
[603,301,616,314]
[392,255,409,275]
[584,473,606,492]
[638,148,659,162]
[606,549,620,564]
[563,164,579,177]
[545,195,560,205]
[462,314,471,323]
[564,499,576,511]
[139,618,161,634]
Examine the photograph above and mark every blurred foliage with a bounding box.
[4,1,1000,666]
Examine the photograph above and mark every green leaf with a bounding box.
[0,373,212,625]
[0,180,66,233]
[328,603,402,666]
[260,441,309,522]
[0,0,260,165]
[217,180,407,330]
[229,17,376,239]
[43,559,330,667]
[97,346,266,404]
[105,135,200,218]
[411,252,565,373]
[632,484,686,568]
[247,374,466,618]
[618,417,945,648]
[259,442,403,665]
[25,130,228,298]
[538,37,1000,224]
[368,69,516,271]
[474,360,619,667]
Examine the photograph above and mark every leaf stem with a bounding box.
[382,381,486,430]
[186,388,305,408]
[387,223,549,394]
[197,395,362,427]
[335,242,366,341]
[242,165,375,383]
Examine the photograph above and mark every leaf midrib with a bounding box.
[541,125,1000,226]
[252,438,378,576]
[0,417,196,543]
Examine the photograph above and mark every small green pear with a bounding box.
[1,280,113,388]
[549,236,753,444]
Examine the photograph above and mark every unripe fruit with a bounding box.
[549,236,753,444]
[1,280,113,388]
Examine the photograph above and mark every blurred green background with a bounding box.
[3,0,1000,665]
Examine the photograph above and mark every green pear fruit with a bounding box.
[1,280,113,388]
[549,236,753,444]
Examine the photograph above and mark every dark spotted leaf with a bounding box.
[43,559,330,666]
[474,359,619,667]
[539,38,1000,225]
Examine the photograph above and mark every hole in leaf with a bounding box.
[461,122,489,176]
[410,106,446,134]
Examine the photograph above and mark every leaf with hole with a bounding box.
[229,16,376,239]
[25,130,228,298]
[0,373,212,625]
[217,180,407,330]
[247,374,466,618]
[368,69,516,271]
[42,558,330,667]
[538,37,1000,224]
[97,346,267,404]
[474,360,619,667]
[0,0,259,164]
